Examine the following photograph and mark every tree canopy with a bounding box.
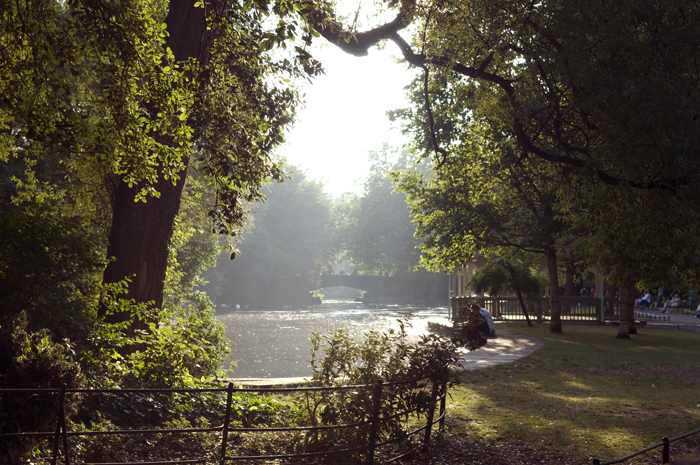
[335,145,422,276]
[205,164,335,306]
[311,0,700,336]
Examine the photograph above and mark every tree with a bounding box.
[100,0,322,334]
[2,0,325,338]
[336,145,421,276]
[468,258,547,327]
[314,0,700,190]
[313,0,700,337]
[206,164,335,305]
[394,126,570,332]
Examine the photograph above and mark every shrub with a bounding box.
[0,312,85,461]
[296,318,459,461]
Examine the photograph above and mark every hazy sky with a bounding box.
[280,39,418,197]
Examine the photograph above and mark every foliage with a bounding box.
[0,158,105,345]
[68,417,217,465]
[78,279,229,389]
[297,320,459,457]
[0,312,85,460]
[469,259,547,302]
[392,127,564,268]
[205,163,335,306]
[336,145,422,275]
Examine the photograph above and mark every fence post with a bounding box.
[220,382,234,465]
[365,381,383,465]
[58,384,70,465]
[423,382,439,451]
[592,459,600,465]
[51,388,63,465]
[662,436,669,464]
[438,382,447,433]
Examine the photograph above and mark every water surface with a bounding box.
[216,301,450,378]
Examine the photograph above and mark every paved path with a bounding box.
[634,308,700,334]
[455,329,543,371]
[231,328,543,386]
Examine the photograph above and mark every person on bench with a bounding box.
[635,292,651,308]
[662,293,681,313]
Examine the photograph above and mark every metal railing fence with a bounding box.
[592,426,700,464]
[0,379,446,465]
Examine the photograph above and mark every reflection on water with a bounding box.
[216,300,450,378]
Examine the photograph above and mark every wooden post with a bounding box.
[220,383,234,465]
[365,381,383,465]
[662,437,670,464]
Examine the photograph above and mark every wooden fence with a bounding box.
[451,296,620,323]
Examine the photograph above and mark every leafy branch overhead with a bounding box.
[310,0,700,196]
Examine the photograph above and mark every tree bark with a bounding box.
[616,275,635,339]
[545,246,562,333]
[604,282,617,320]
[563,262,574,314]
[99,1,211,334]
[625,275,637,334]
[514,285,533,327]
[101,169,188,335]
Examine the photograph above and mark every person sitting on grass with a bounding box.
[635,292,652,308]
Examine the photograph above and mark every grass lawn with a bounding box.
[446,323,700,463]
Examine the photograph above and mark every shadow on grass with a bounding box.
[447,323,700,462]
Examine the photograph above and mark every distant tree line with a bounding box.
[203,151,446,307]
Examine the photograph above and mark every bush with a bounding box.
[296,318,459,461]
[0,312,85,461]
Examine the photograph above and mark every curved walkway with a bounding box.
[232,329,543,386]
[455,329,542,371]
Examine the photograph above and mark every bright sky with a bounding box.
[280,39,418,197]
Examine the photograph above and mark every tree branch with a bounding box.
[311,4,680,192]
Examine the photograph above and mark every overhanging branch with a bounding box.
[309,3,680,192]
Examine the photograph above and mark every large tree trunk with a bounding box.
[617,275,635,339]
[624,275,637,334]
[604,282,617,320]
[101,170,188,335]
[563,262,574,315]
[545,246,562,333]
[99,1,210,334]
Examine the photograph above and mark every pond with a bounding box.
[216,300,451,378]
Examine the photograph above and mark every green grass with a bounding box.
[447,323,700,463]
